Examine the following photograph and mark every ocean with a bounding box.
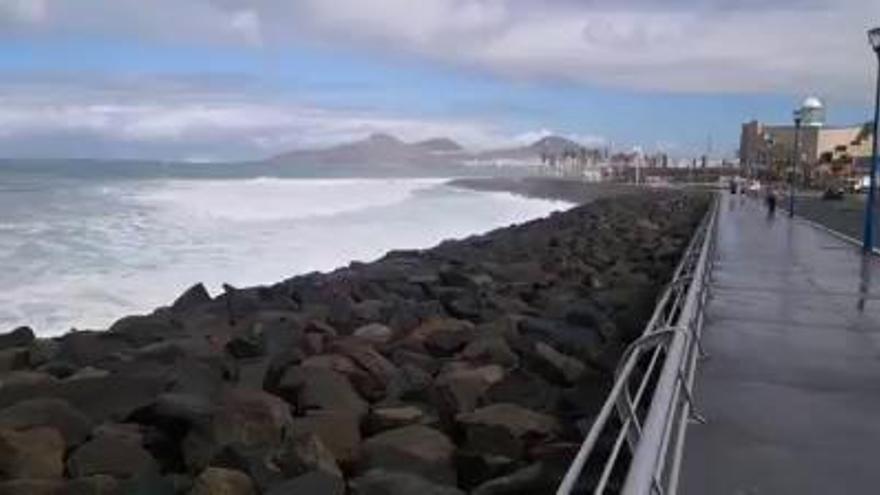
[0,170,571,336]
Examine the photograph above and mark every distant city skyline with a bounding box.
[0,0,878,161]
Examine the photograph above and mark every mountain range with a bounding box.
[267,133,590,176]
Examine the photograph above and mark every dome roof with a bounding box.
[801,96,824,110]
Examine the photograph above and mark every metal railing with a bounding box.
[557,194,719,495]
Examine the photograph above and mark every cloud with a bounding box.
[287,0,879,96]
[0,77,553,160]
[1,0,876,96]
[0,0,46,24]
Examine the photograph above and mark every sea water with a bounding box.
[0,173,570,335]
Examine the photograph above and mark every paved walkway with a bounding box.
[681,193,880,494]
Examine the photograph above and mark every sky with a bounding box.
[0,0,878,161]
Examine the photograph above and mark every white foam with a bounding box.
[133,177,449,222]
[0,178,572,335]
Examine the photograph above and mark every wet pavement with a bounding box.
[681,193,880,495]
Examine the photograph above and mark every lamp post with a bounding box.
[862,27,880,253]
[790,109,802,217]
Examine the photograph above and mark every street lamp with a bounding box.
[862,27,880,253]
[790,109,802,217]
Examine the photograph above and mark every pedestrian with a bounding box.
[766,187,777,216]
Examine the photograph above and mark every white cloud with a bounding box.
[0,0,46,24]
[0,0,875,95]
[0,78,561,159]
[229,9,262,46]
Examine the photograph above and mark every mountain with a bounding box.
[414,137,464,153]
[529,136,583,155]
[266,133,592,177]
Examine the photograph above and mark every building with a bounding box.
[739,97,874,182]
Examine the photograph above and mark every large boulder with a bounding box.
[290,412,361,466]
[152,392,217,424]
[242,349,303,393]
[300,353,381,400]
[67,435,158,478]
[183,388,293,470]
[350,470,466,495]
[359,425,455,485]
[485,369,560,414]
[190,467,255,495]
[225,325,265,359]
[366,406,426,434]
[274,432,342,479]
[0,398,93,447]
[329,340,399,402]
[26,339,59,369]
[0,327,34,351]
[0,348,29,373]
[0,475,119,495]
[353,323,393,345]
[0,373,167,424]
[0,371,55,388]
[108,314,183,347]
[0,427,65,479]
[456,403,559,459]
[471,463,560,495]
[170,283,212,314]
[434,364,505,415]
[406,318,474,357]
[533,342,587,384]
[517,317,603,364]
[459,336,518,368]
[264,471,345,495]
[277,366,367,417]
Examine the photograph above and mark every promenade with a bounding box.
[681,193,880,494]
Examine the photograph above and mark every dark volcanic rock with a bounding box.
[0,398,93,447]
[265,470,345,495]
[471,462,558,495]
[171,283,213,314]
[456,403,560,459]
[359,425,456,485]
[290,411,361,466]
[0,373,167,424]
[190,467,255,495]
[0,327,34,351]
[183,388,293,471]
[0,475,120,494]
[351,469,466,495]
[0,187,708,491]
[275,431,342,479]
[0,427,65,479]
[109,314,183,347]
[67,434,158,478]
[0,347,29,373]
[278,365,367,417]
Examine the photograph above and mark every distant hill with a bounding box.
[414,138,464,153]
[267,133,594,176]
[529,136,583,155]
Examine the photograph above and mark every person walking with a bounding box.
[765,187,777,216]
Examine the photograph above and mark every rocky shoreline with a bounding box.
[0,183,709,494]
[448,177,640,204]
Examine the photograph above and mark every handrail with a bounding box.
[557,194,719,495]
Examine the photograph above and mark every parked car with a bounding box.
[822,186,845,200]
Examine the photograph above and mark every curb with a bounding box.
[774,199,880,256]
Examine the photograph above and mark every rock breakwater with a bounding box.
[0,188,708,494]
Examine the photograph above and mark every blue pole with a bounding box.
[790,116,801,217]
[863,51,880,253]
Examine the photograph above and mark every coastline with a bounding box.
[0,182,710,493]
[448,176,640,204]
